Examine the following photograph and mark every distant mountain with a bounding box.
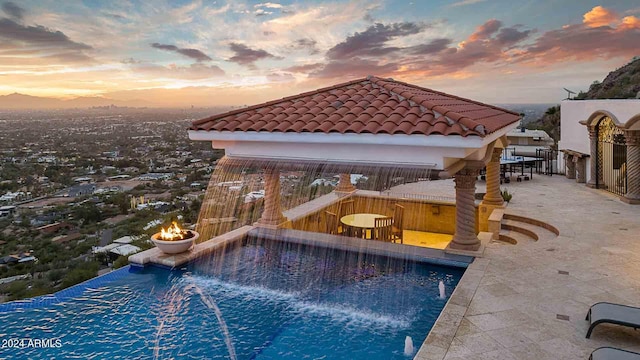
[0,93,152,109]
[575,57,640,99]
[526,58,640,144]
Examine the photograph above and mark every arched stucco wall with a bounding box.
[585,110,621,127]
[625,114,640,130]
[559,100,640,181]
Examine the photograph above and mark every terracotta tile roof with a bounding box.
[190,76,521,137]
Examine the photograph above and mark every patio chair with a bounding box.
[589,347,640,360]
[392,204,404,244]
[324,211,338,235]
[585,302,640,339]
[374,217,393,242]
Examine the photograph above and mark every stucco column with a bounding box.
[335,173,356,193]
[449,168,481,251]
[258,168,287,226]
[565,154,576,179]
[622,130,640,204]
[575,157,587,183]
[482,148,504,206]
[587,127,599,188]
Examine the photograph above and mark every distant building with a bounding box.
[36,222,73,234]
[59,184,97,197]
[0,205,16,217]
[0,252,37,265]
[505,128,554,157]
[73,176,93,183]
[138,173,173,181]
[0,191,29,204]
[244,190,265,203]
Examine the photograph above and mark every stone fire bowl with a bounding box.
[151,231,199,254]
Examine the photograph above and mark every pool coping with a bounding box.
[414,257,488,360]
[0,265,134,312]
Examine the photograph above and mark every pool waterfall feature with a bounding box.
[193,155,475,244]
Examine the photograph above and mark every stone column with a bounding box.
[482,148,504,206]
[258,168,287,227]
[575,157,587,183]
[565,154,576,179]
[622,130,640,204]
[587,127,599,188]
[335,173,356,193]
[449,168,481,251]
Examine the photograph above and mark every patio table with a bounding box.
[340,213,388,239]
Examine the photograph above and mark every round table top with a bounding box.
[340,213,387,228]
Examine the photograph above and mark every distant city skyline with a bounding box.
[1,0,639,107]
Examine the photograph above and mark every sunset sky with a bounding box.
[1,0,639,106]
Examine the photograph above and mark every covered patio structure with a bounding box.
[188,76,521,254]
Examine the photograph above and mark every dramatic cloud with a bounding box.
[310,58,398,78]
[255,2,283,9]
[583,6,618,28]
[128,62,225,80]
[227,43,281,68]
[448,0,486,7]
[0,17,93,64]
[509,6,640,64]
[408,38,452,55]
[283,63,324,73]
[266,72,295,82]
[1,1,24,20]
[288,38,319,54]
[326,22,427,60]
[255,9,273,16]
[495,26,532,46]
[468,19,502,41]
[150,43,212,62]
[620,15,640,30]
[0,18,91,50]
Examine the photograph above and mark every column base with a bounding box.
[621,196,640,205]
[445,232,491,257]
[478,202,505,232]
[586,182,598,188]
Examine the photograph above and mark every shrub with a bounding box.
[501,189,513,203]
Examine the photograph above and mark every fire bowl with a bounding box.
[151,231,198,254]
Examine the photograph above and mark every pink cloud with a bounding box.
[583,6,618,28]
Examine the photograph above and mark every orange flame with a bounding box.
[159,221,187,241]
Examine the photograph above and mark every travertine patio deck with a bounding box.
[412,175,640,360]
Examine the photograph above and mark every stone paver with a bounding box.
[413,175,640,359]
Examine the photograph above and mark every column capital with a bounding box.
[335,173,356,193]
[588,126,598,138]
[625,130,640,146]
[454,168,480,189]
[490,147,503,162]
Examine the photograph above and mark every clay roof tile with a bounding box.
[191,76,520,137]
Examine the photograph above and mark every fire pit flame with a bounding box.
[159,221,190,241]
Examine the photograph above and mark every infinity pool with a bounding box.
[0,238,465,359]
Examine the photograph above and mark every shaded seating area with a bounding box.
[590,347,640,360]
[586,302,640,339]
[330,198,407,244]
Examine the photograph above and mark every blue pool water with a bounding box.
[0,238,465,359]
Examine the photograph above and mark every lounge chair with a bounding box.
[586,302,640,338]
[589,347,640,360]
